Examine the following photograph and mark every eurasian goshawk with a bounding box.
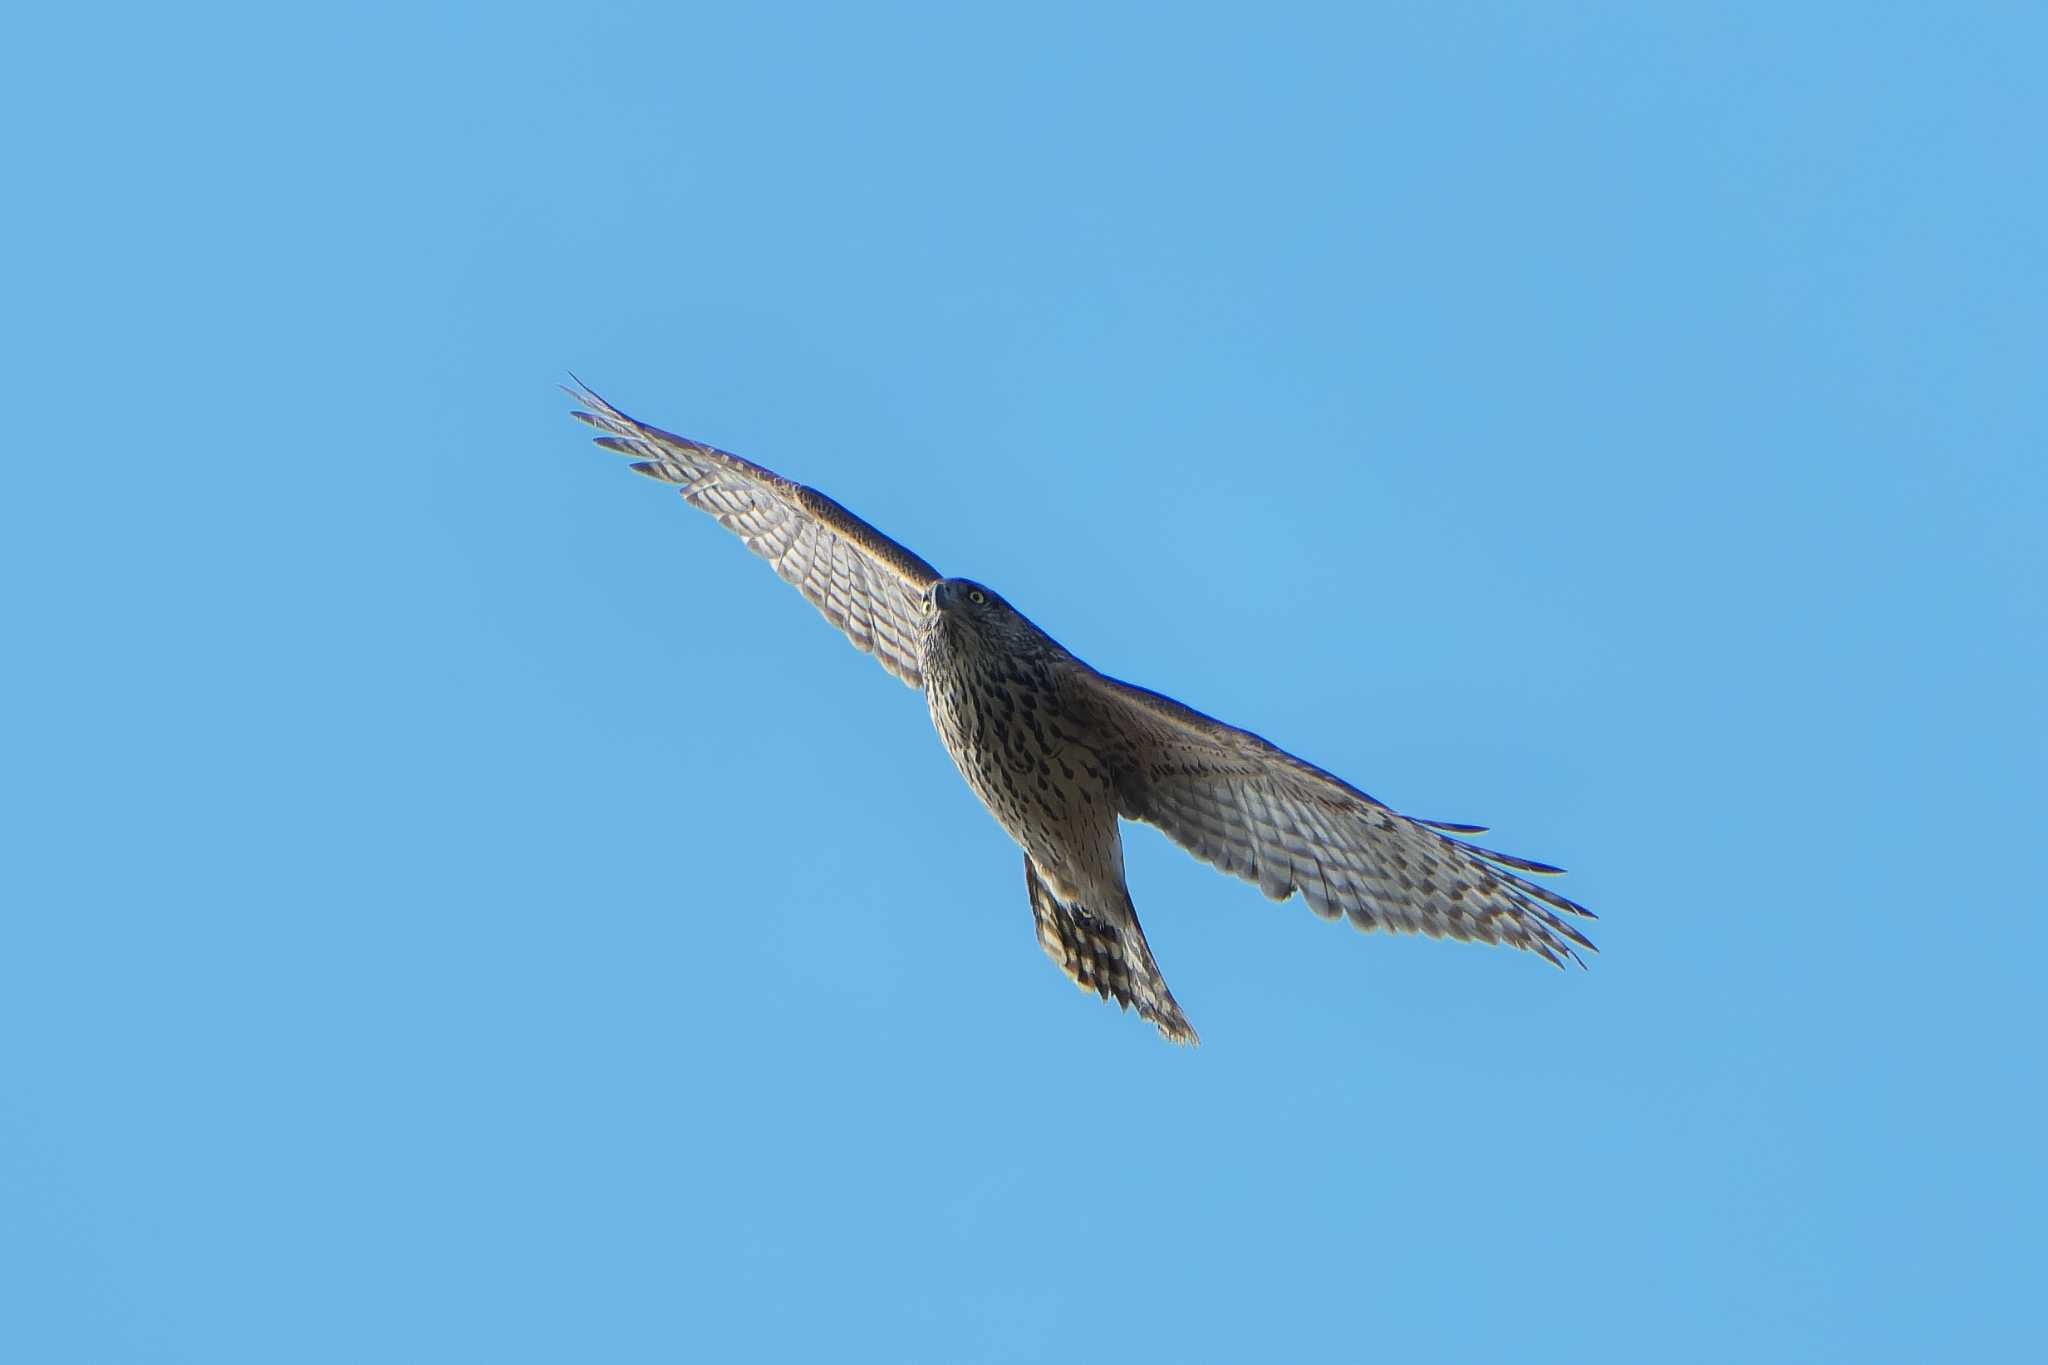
[568,382,1595,1043]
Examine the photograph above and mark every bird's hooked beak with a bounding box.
[931,580,954,613]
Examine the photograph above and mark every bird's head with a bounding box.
[932,577,1013,621]
[929,578,1057,657]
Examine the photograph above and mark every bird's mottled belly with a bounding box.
[922,634,1120,899]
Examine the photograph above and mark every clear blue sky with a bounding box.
[4,3,2042,1361]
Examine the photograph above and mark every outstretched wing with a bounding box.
[567,382,940,688]
[1082,674,1596,965]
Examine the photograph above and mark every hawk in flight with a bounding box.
[568,382,1595,1043]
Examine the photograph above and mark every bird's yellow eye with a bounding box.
[968,589,987,605]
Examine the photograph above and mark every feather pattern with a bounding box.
[567,381,938,688]
[1024,856,1196,1044]
[1079,675,1597,966]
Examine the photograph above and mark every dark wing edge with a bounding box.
[1083,673,1598,967]
[565,379,941,689]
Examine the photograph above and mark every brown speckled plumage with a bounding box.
[568,382,1596,1044]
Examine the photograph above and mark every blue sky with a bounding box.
[5,3,2043,1361]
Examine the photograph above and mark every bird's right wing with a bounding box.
[568,382,941,689]
[1079,673,1597,966]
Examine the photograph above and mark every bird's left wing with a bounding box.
[567,382,941,688]
[1077,672,1598,966]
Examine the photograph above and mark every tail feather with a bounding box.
[1024,856,1197,1045]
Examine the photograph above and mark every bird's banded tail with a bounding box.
[1024,856,1197,1045]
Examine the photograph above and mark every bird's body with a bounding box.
[568,382,1595,1043]
[922,580,1193,1036]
